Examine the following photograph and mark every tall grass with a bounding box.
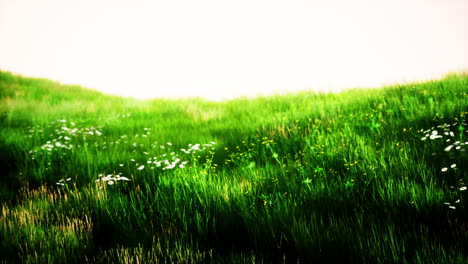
[0,70,467,263]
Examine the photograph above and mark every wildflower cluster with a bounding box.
[181,142,216,154]
[27,119,103,159]
[56,177,72,186]
[86,141,216,187]
[25,116,217,188]
[95,173,131,185]
[132,142,216,171]
[419,120,467,210]
[224,139,258,166]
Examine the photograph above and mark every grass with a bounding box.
[0,70,467,263]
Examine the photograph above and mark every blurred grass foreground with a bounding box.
[0,70,467,263]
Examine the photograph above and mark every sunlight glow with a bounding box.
[1,0,467,101]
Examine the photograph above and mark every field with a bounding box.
[0,70,467,263]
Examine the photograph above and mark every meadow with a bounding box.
[0,70,467,263]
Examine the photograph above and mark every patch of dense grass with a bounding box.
[0,70,467,263]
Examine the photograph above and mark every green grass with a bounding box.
[0,70,467,263]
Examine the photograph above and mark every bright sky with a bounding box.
[1,0,467,101]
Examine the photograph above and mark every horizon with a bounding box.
[1,0,467,101]
[2,68,467,102]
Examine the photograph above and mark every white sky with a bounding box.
[1,0,467,101]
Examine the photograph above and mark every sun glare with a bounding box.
[0,0,467,100]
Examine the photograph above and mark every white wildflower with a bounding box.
[192,144,200,150]
[181,148,190,153]
[118,177,130,181]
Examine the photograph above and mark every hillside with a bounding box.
[0,70,467,263]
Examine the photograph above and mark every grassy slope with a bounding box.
[0,70,467,263]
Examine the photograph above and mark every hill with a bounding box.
[0,70,467,263]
